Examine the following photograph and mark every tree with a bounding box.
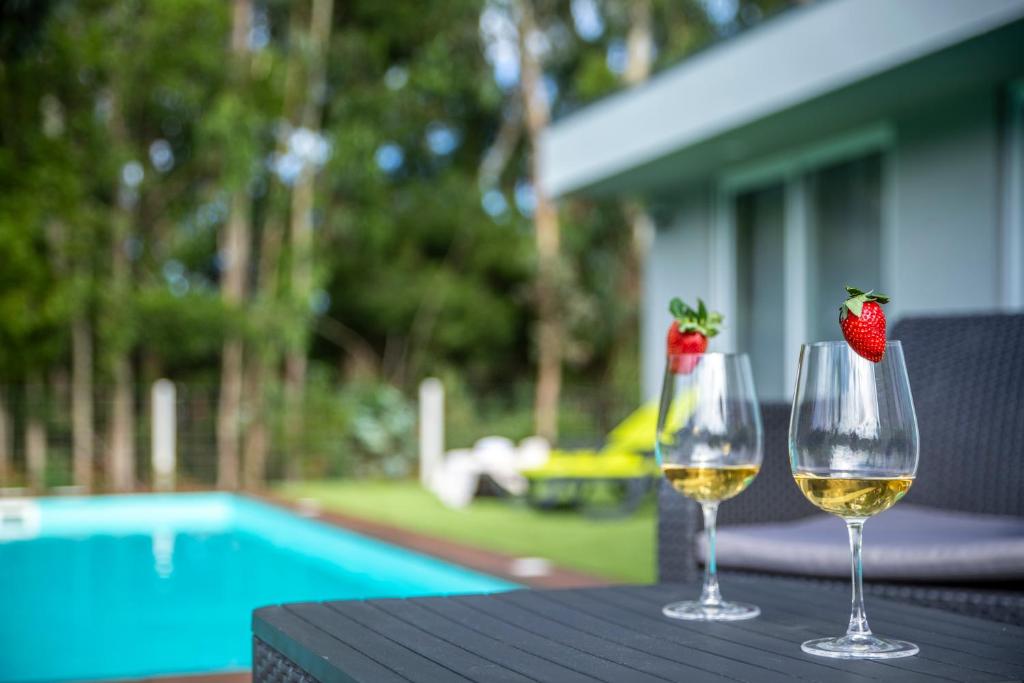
[0,0,798,489]
[282,0,335,480]
[517,0,563,441]
[215,0,256,491]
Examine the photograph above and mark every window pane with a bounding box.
[736,184,785,401]
[809,153,882,342]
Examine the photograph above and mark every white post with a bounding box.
[783,172,810,399]
[418,377,444,490]
[151,379,176,492]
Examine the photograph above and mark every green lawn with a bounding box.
[276,480,656,583]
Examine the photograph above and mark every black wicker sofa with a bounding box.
[657,313,1024,625]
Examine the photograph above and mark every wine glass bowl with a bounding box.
[789,341,919,658]
[656,352,763,621]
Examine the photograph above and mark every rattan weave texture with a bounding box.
[657,314,1024,624]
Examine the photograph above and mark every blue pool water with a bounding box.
[0,493,514,682]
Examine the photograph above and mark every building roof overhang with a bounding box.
[540,0,1024,198]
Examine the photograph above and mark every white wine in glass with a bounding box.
[790,341,919,659]
[656,352,763,621]
[793,474,912,518]
[662,464,760,503]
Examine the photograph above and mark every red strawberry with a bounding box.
[839,286,890,362]
[667,297,722,374]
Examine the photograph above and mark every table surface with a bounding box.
[253,578,1024,683]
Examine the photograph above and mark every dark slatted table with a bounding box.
[252,578,1024,683]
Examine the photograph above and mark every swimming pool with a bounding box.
[0,493,514,682]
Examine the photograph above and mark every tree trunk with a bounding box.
[71,315,94,491]
[242,214,284,489]
[283,172,314,480]
[518,0,562,442]
[26,378,47,492]
[217,338,245,489]
[106,210,135,492]
[0,388,9,485]
[107,357,135,491]
[217,187,252,489]
[103,59,137,492]
[44,219,95,491]
[616,0,655,402]
[241,350,269,490]
[105,219,136,492]
[240,0,304,488]
[216,0,254,491]
[283,0,334,480]
[624,0,653,87]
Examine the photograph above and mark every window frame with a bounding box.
[1002,80,1024,310]
[710,123,896,399]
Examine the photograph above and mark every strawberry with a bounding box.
[667,297,722,374]
[839,286,890,362]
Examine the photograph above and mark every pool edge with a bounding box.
[246,491,610,590]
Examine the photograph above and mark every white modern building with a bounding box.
[541,0,1024,401]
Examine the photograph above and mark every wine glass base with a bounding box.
[662,600,760,622]
[801,635,919,659]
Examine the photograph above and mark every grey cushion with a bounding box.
[697,505,1024,581]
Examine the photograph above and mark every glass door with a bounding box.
[735,184,786,401]
[807,153,883,343]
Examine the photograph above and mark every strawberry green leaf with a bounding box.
[844,285,890,314]
[669,298,685,318]
[667,296,723,336]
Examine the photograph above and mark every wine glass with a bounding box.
[656,352,763,621]
[789,341,919,658]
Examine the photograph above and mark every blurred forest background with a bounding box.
[0,0,795,491]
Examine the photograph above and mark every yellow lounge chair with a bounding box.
[521,402,662,517]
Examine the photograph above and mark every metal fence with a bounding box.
[0,376,638,494]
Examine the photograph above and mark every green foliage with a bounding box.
[0,0,798,482]
[342,382,417,477]
[0,188,67,378]
[284,374,416,479]
[443,373,536,448]
[134,287,229,370]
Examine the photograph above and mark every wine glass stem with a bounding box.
[700,502,722,606]
[846,520,872,638]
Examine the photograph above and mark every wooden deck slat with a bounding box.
[329,601,535,683]
[591,587,924,683]
[494,590,747,682]
[616,585,1015,682]
[543,588,878,683]
[636,581,1024,678]
[603,586,985,683]
[369,598,598,683]
[253,582,1024,683]
[412,595,647,683]
[287,602,472,683]
[499,589,803,683]
[717,581,1024,675]
[455,592,714,683]
[253,605,410,683]
[723,578,1024,653]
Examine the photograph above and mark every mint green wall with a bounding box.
[641,188,713,400]
[642,86,1016,400]
[888,87,1004,320]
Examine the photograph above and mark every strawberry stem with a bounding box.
[668,297,723,338]
[841,285,890,319]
